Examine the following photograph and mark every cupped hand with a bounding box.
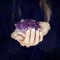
[11,28,43,47]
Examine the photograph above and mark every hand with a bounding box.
[23,29,43,47]
[39,22,51,36]
[11,28,43,47]
[11,29,25,46]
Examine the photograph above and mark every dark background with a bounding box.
[0,0,60,60]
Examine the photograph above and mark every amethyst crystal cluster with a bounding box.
[15,19,40,33]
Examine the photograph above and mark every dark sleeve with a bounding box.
[51,0,60,51]
[0,0,15,46]
[45,0,60,59]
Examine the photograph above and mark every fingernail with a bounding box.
[32,28,35,32]
[27,30,30,33]
[36,30,39,33]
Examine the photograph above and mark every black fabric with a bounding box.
[0,0,60,60]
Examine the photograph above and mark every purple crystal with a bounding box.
[15,19,40,32]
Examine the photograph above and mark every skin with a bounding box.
[11,22,51,47]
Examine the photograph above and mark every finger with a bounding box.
[11,31,17,39]
[15,28,25,37]
[39,32,43,42]
[24,30,30,47]
[30,28,35,46]
[19,40,25,46]
[11,30,25,41]
[34,30,40,45]
[13,34,24,41]
[15,34,25,46]
[17,34,25,40]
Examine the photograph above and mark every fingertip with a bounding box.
[26,45,30,48]
[19,41,25,46]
